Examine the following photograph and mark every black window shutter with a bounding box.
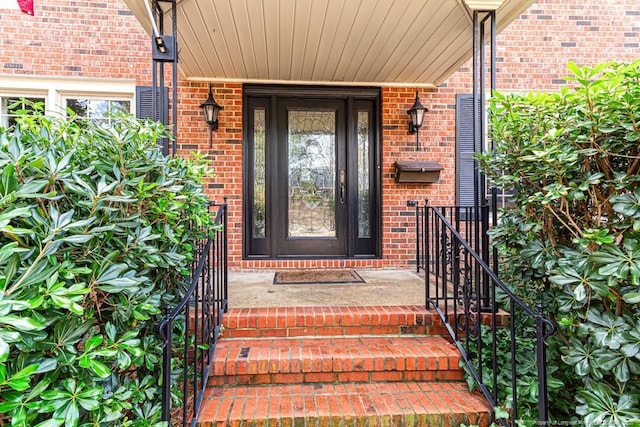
[136,85,169,154]
[135,85,168,123]
[456,94,478,207]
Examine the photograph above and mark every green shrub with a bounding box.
[0,108,212,426]
[479,59,640,425]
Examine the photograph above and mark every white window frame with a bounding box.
[0,75,136,120]
[0,91,48,127]
[62,95,132,124]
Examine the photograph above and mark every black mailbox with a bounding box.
[394,160,443,183]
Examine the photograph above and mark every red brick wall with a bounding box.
[1,0,638,270]
[494,0,639,91]
[175,82,245,261]
[380,87,455,267]
[0,1,150,81]
[177,85,458,270]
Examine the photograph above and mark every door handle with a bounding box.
[339,170,345,205]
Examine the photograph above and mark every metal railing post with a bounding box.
[424,199,431,304]
[159,319,172,423]
[481,203,491,309]
[452,226,460,340]
[416,202,421,273]
[537,303,550,423]
[222,198,228,311]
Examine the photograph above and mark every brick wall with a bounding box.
[494,0,639,91]
[177,84,458,270]
[0,1,150,81]
[1,0,638,270]
[175,81,245,261]
[380,87,454,267]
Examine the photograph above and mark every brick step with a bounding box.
[199,306,492,426]
[198,382,491,427]
[210,336,462,386]
[221,306,448,338]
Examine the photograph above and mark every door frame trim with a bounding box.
[242,84,382,260]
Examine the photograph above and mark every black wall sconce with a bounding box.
[200,83,223,148]
[407,91,428,151]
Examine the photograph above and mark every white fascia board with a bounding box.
[463,0,505,10]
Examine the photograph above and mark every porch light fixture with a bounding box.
[151,34,176,62]
[154,36,168,54]
[407,91,428,151]
[200,84,223,148]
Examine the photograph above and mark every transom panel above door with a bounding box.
[243,85,381,259]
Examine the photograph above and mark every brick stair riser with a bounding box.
[209,335,462,386]
[208,369,464,386]
[224,324,455,338]
[221,306,451,338]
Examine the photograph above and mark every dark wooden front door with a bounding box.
[244,86,380,259]
[276,99,347,255]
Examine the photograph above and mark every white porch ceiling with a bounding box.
[125,0,535,87]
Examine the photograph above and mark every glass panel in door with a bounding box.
[357,111,370,238]
[253,108,266,238]
[287,110,336,237]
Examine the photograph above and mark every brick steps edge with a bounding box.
[222,306,450,338]
[198,382,491,427]
[209,336,463,386]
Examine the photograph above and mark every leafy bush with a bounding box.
[0,109,212,426]
[479,60,640,425]
[462,318,567,425]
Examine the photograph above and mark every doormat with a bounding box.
[273,269,365,285]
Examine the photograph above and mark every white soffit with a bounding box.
[125,0,535,86]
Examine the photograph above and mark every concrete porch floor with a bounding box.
[228,269,426,308]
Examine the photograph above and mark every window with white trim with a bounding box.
[0,77,137,125]
[0,77,166,151]
[65,97,131,125]
[0,96,46,128]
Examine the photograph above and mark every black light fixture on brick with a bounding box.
[200,83,223,148]
[407,91,428,151]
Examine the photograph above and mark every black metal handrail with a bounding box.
[157,201,228,426]
[415,204,488,274]
[422,203,556,425]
